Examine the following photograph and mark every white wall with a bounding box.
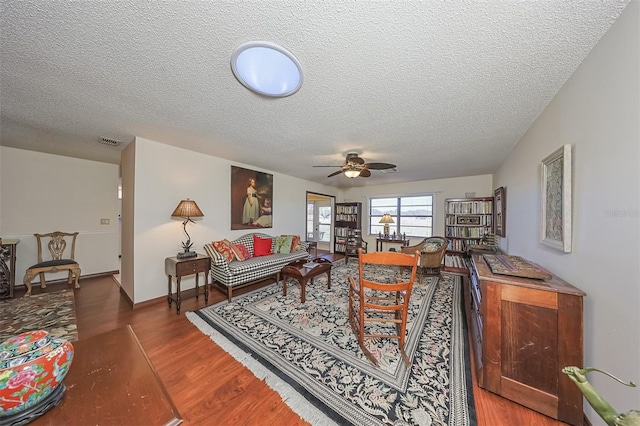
[340,174,493,247]
[123,137,338,303]
[120,140,135,300]
[493,2,639,422]
[0,147,120,284]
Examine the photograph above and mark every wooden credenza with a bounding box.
[468,255,586,425]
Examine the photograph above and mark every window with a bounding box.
[369,195,434,237]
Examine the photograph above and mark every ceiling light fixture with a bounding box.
[344,169,361,179]
[231,41,303,97]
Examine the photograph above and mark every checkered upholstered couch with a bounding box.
[203,233,309,301]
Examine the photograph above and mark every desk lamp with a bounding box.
[379,214,394,238]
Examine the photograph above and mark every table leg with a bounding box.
[300,279,306,303]
[204,272,209,305]
[176,277,181,315]
[195,272,199,300]
[282,274,288,296]
[327,270,332,289]
[167,275,172,307]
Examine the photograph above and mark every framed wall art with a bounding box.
[494,186,506,237]
[231,166,273,230]
[540,144,572,253]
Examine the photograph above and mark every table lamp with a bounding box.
[171,199,204,259]
[379,214,394,237]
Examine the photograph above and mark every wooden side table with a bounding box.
[375,237,409,252]
[165,254,210,314]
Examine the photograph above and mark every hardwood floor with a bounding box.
[15,253,572,425]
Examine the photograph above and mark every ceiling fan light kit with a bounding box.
[230,41,303,97]
[314,152,396,179]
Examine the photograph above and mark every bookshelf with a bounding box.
[444,197,493,274]
[334,202,362,254]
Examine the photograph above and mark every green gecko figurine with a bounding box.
[562,366,640,426]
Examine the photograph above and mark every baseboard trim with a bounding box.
[15,270,120,288]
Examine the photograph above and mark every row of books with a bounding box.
[446,226,492,238]
[447,201,493,214]
[335,214,358,222]
[444,254,469,269]
[335,243,347,252]
[336,205,359,214]
[334,227,353,237]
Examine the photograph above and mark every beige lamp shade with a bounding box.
[171,199,204,218]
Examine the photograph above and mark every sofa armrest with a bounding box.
[203,244,231,273]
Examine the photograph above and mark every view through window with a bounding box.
[369,195,434,237]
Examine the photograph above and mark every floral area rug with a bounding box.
[187,260,476,426]
[0,290,78,343]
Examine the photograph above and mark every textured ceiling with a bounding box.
[0,1,629,187]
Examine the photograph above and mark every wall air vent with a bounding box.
[99,137,122,147]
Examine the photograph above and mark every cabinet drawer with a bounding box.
[175,258,209,275]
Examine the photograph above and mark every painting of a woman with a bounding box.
[242,178,260,224]
[231,166,273,230]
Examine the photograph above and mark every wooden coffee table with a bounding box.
[31,325,181,425]
[281,258,332,303]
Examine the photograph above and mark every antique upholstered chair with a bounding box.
[401,236,447,283]
[348,248,419,366]
[23,232,81,296]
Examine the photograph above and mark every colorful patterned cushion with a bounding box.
[274,235,293,254]
[253,235,273,257]
[288,235,302,252]
[423,240,444,252]
[231,243,251,261]
[212,239,234,262]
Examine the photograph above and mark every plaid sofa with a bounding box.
[203,233,309,301]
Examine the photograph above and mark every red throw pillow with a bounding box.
[253,235,273,257]
[212,240,234,262]
[231,243,251,261]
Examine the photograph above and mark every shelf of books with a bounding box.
[334,202,362,254]
[444,197,493,275]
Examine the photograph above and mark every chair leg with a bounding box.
[39,272,47,289]
[73,267,81,288]
[23,272,34,296]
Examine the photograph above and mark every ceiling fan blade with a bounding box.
[363,162,396,170]
[359,168,372,177]
[327,169,344,178]
[313,165,343,168]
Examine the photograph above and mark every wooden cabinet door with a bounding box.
[484,283,584,425]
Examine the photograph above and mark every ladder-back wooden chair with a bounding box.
[23,232,81,296]
[348,248,419,366]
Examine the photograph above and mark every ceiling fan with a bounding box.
[314,152,397,178]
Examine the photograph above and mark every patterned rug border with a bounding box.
[188,310,337,425]
[187,268,476,426]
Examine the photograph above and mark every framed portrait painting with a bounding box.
[231,166,273,230]
[540,145,572,253]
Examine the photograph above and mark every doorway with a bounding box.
[306,192,334,252]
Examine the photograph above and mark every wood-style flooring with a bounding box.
[14,252,571,425]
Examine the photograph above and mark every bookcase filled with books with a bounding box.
[444,197,493,274]
[334,202,362,254]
